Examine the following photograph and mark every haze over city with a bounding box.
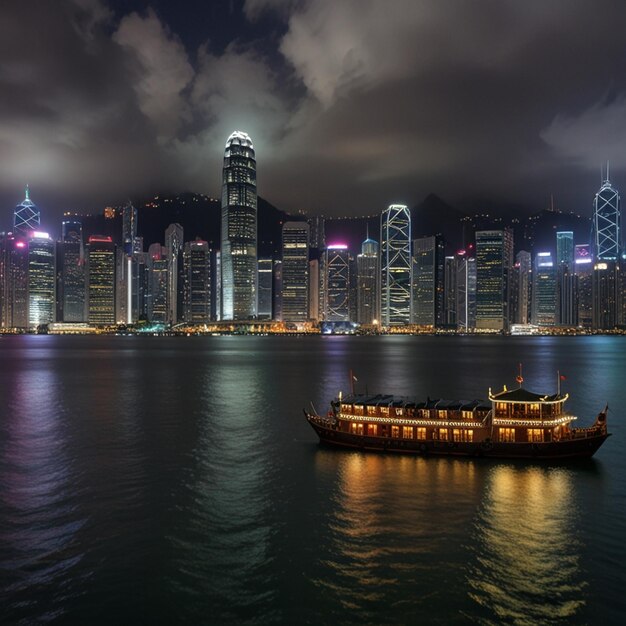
[3,0,626,221]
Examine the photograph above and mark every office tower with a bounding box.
[133,250,150,322]
[183,240,211,323]
[14,185,40,236]
[257,258,273,320]
[380,204,412,326]
[455,250,476,331]
[531,252,557,326]
[308,215,325,251]
[272,259,283,321]
[281,222,310,322]
[0,236,29,328]
[357,235,380,325]
[411,235,444,327]
[122,201,137,255]
[444,256,456,326]
[147,243,168,323]
[115,247,130,323]
[556,231,574,271]
[221,130,257,320]
[28,231,56,327]
[324,245,351,322]
[165,223,184,324]
[309,258,320,322]
[87,236,115,325]
[212,250,221,321]
[593,165,620,260]
[592,261,618,330]
[512,250,531,324]
[475,229,513,331]
[575,244,593,329]
[60,220,85,322]
[555,231,575,326]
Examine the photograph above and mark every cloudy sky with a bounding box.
[3,0,626,225]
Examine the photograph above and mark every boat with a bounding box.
[304,377,610,460]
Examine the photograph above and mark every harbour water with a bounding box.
[0,335,624,624]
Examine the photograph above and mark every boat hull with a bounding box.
[306,415,610,460]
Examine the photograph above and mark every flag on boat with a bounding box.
[560,375,567,381]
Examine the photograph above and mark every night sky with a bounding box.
[3,0,626,226]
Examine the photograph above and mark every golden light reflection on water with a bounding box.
[314,450,483,615]
[467,466,584,625]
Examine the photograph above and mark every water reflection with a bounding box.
[313,450,484,622]
[467,465,585,624]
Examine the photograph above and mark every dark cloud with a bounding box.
[2,0,626,230]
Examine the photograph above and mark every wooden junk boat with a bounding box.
[304,377,610,459]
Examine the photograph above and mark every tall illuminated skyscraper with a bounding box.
[281,222,310,322]
[356,235,379,325]
[411,235,444,327]
[183,239,211,323]
[593,164,620,260]
[380,204,411,326]
[87,236,115,325]
[14,185,40,236]
[221,131,257,320]
[532,251,557,326]
[28,231,56,328]
[475,229,513,331]
[60,220,85,322]
[324,245,351,322]
[165,223,184,323]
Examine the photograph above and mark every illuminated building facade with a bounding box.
[28,231,56,327]
[357,236,379,325]
[165,223,184,323]
[380,204,412,325]
[281,222,310,322]
[556,231,575,326]
[532,252,556,326]
[411,235,444,327]
[0,235,29,328]
[475,229,513,331]
[60,220,85,322]
[87,236,115,325]
[257,258,273,320]
[14,185,40,236]
[455,250,476,331]
[324,245,351,322]
[575,244,593,328]
[511,250,531,324]
[183,239,211,323]
[592,261,619,330]
[148,243,168,323]
[221,131,257,320]
[444,256,456,326]
[593,167,620,261]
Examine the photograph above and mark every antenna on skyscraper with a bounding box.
[601,163,604,185]
[607,160,610,182]
[550,194,555,212]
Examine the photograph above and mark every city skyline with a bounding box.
[4,1,626,220]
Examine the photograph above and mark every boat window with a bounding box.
[527,428,543,442]
[402,426,413,439]
[391,425,400,438]
[380,406,389,416]
[350,422,364,435]
[453,428,473,442]
[367,406,377,416]
[367,424,378,436]
[396,408,404,416]
[499,427,515,442]
[416,427,426,440]
[354,405,364,415]
[462,410,473,419]
[466,430,474,442]
[439,428,449,441]
[438,410,447,419]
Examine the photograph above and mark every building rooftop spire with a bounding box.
[25,184,30,201]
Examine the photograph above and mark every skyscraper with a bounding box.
[380,204,411,326]
[60,220,85,322]
[593,165,620,260]
[512,250,531,324]
[87,236,115,325]
[324,245,351,322]
[575,244,593,329]
[28,231,56,328]
[532,252,557,326]
[411,235,444,327]
[257,258,274,320]
[14,185,40,236]
[356,235,379,325]
[556,231,575,326]
[455,249,476,331]
[475,229,513,331]
[122,201,137,256]
[281,222,310,322]
[221,131,257,320]
[183,239,211,323]
[148,243,168,323]
[165,223,184,324]
[556,231,574,271]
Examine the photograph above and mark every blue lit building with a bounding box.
[14,185,40,236]
[593,166,620,260]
